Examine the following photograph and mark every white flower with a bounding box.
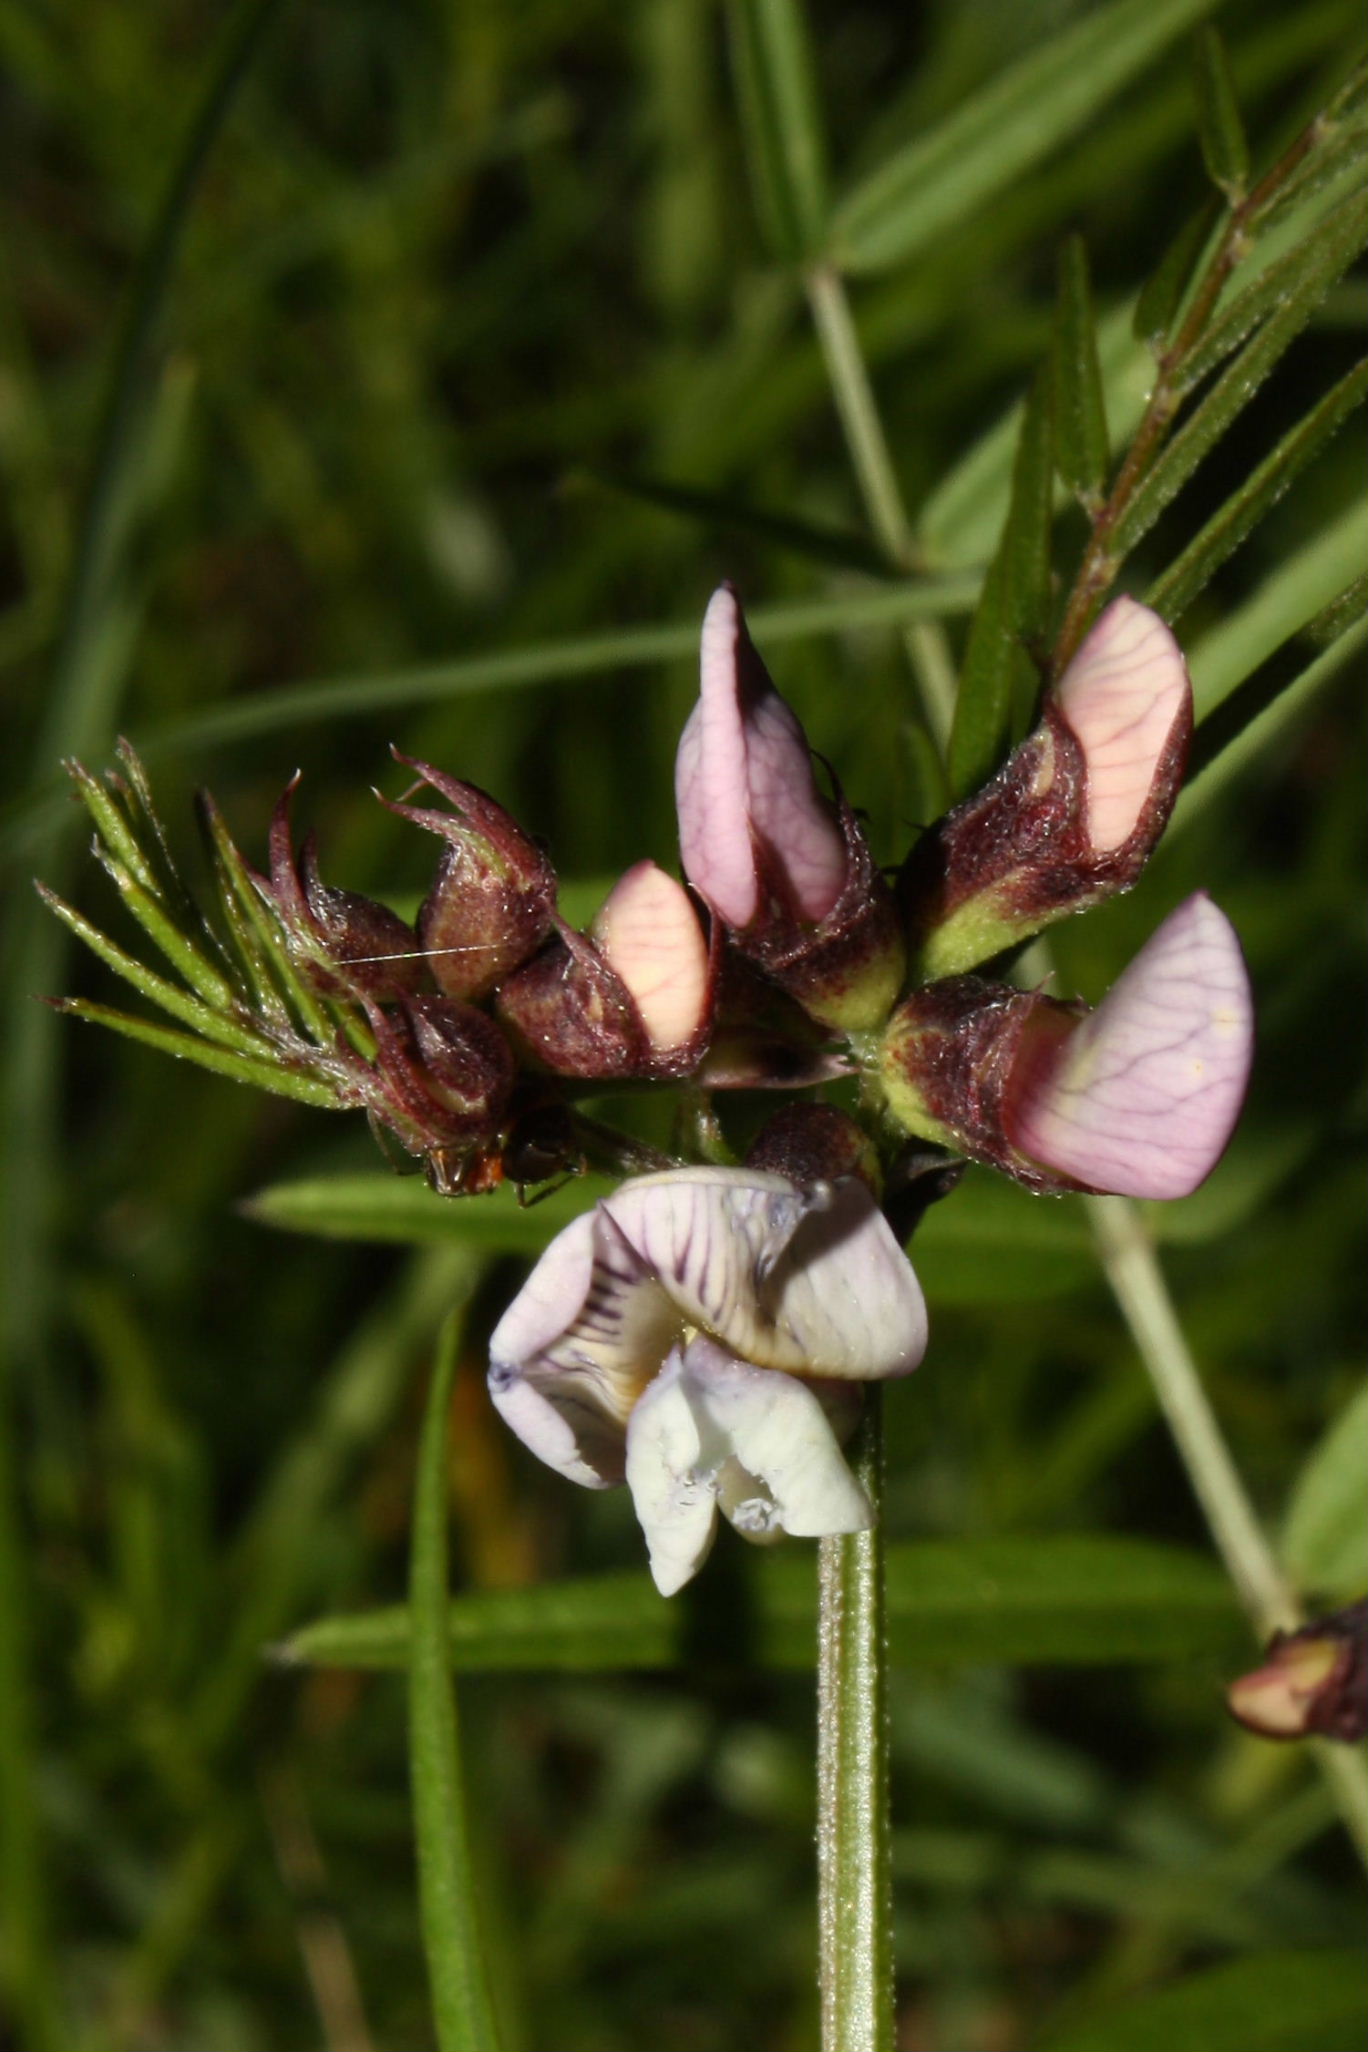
[487,1166,927,1593]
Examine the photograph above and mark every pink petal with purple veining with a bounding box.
[592,860,710,1053]
[1007,893,1253,1199]
[1056,596,1190,854]
[676,585,846,927]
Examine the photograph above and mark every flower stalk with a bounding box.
[817,1390,894,2052]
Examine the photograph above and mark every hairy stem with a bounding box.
[817,1390,894,2052]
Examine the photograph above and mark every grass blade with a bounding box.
[831,0,1218,275]
[409,1314,505,2052]
[573,468,888,576]
[727,0,830,261]
[278,1534,1241,1672]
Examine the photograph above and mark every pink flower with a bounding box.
[906,595,1192,979]
[1056,596,1191,855]
[880,894,1253,1200]
[676,584,848,931]
[674,586,904,1031]
[591,860,711,1060]
[1006,893,1253,1199]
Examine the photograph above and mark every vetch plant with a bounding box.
[30,18,1368,2050]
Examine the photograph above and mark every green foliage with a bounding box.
[281,1534,1240,1673]
[2,0,1364,2047]
[1041,1948,1368,2052]
[1282,1385,1368,1605]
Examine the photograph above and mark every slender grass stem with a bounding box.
[816,1390,894,2052]
[1086,1194,1368,1867]
[410,1314,505,2052]
[804,263,957,751]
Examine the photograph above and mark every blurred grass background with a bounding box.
[1,1,1364,2047]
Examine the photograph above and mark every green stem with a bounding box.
[816,1389,894,2052]
[804,263,957,751]
[1086,1195,1368,1866]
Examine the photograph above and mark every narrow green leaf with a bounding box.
[35,884,273,1060]
[1193,25,1250,200]
[91,853,239,1012]
[1052,237,1110,504]
[242,1170,617,1248]
[279,1536,1241,1672]
[408,1317,505,2052]
[1148,358,1368,621]
[63,757,162,896]
[1133,195,1222,345]
[195,790,345,1050]
[52,999,344,1108]
[1115,197,1368,557]
[1040,1948,1368,2052]
[947,555,1013,801]
[727,0,829,261]
[1002,365,1055,646]
[947,368,1053,798]
[831,0,1218,276]
[1282,1384,1368,1604]
[1177,184,1368,398]
[573,468,888,576]
[1250,62,1368,235]
[1183,591,1367,796]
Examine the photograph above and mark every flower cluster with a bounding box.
[49,583,1255,1592]
[483,585,1253,1588]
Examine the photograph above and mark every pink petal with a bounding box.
[676,585,847,927]
[1056,597,1190,854]
[592,860,709,1053]
[1006,893,1253,1199]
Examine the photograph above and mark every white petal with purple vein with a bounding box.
[625,1337,872,1595]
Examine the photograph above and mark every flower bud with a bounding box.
[265,776,426,1001]
[380,751,557,1001]
[364,994,515,1164]
[880,895,1253,1199]
[495,923,645,1080]
[497,865,711,1082]
[590,860,711,1064]
[675,584,905,1032]
[903,598,1192,978]
[879,976,1065,1190]
[1227,1603,1367,1743]
[745,1104,880,1193]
